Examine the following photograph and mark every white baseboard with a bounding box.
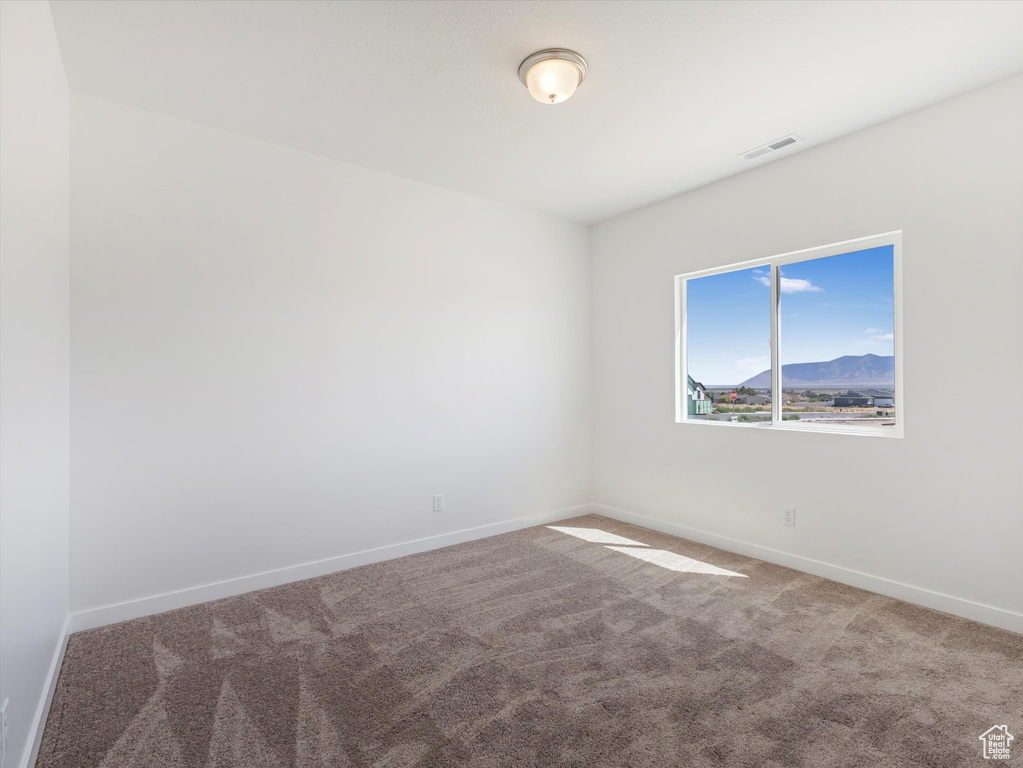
[20,614,71,768]
[68,500,1022,635]
[70,504,596,633]
[591,503,1023,635]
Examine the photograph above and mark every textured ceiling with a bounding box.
[50,0,1023,223]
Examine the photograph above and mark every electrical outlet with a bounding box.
[432,494,443,512]
[1,697,9,768]
[783,508,795,527]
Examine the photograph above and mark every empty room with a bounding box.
[2,1,1022,766]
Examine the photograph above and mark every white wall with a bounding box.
[591,76,1023,627]
[0,2,71,766]
[69,95,591,614]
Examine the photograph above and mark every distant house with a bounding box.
[834,391,871,407]
[781,392,807,404]
[738,394,770,406]
[864,389,895,408]
[687,376,712,415]
[834,389,895,408]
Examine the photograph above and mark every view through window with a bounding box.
[678,234,901,434]
[685,266,772,423]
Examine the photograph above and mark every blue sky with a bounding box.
[686,245,895,387]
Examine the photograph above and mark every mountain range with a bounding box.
[738,354,895,389]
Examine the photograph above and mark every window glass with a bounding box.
[677,233,901,436]
[686,266,772,423]
[779,245,896,429]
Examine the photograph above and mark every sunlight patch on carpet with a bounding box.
[604,545,747,576]
[547,526,649,546]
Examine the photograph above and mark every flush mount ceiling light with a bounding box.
[518,49,588,105]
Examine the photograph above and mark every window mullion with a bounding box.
[770,263,781,425]
[676,276,686,422]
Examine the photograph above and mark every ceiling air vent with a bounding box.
[740,134,802,161]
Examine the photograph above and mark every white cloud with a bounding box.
[780,277,822,294]
[755,275,822,294]
[863,328,893,340]
[752,268,768,275]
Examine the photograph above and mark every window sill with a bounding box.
[676,418,903,438]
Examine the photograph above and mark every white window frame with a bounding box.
[675,231,904,438]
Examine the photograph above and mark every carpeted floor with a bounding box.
[38,514,1021,767]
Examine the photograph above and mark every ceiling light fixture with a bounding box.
[518,49,588,105]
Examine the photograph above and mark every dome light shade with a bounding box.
[518,49,587,105]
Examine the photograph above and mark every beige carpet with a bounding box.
[38,514,1021,767]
